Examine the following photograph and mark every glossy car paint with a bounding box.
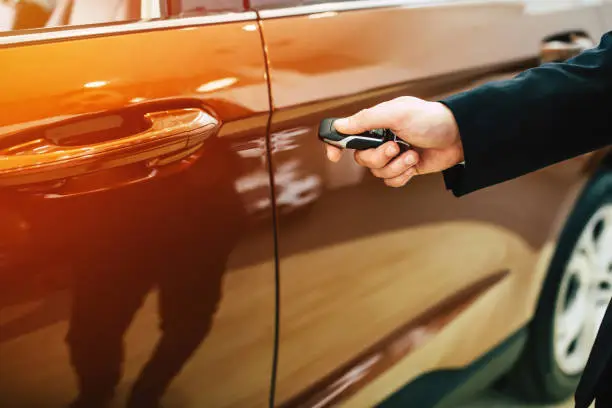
[258,1,610,406]
[0,8,276,408]
[2,0,612,407]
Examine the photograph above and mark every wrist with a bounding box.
[435,102,464,164]
[454,138,465,164]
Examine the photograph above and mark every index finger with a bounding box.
[326,144,343,162]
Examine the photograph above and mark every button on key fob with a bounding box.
[318,118,410,152]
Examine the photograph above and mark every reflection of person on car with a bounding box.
[65,134,247,408]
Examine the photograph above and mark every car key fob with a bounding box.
[318,118,410,152]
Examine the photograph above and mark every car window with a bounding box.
[166,0,244,15]
[0,0,143,32]
[250,0,356,9]
[0,0,142,32]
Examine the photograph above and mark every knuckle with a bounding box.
[358,151,376,167]
[391,159,409,175]
[366,151,386,169]
[386,170,415,188]
[379,166,400,180]
[394,95,416,105]
[353,108,369,122]
[392,96,410,104]
[384,178,402,188]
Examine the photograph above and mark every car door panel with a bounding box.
[258,1,604,406]
[0,10,275,408]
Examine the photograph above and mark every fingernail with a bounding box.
[404,154,415,165]
[334,118,348,129]
[386,145,398,157]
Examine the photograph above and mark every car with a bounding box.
[1,0,611,407]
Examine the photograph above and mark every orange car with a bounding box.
[1,1,612,407]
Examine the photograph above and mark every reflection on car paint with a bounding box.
[0,16,275,408]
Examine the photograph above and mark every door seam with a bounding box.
[255,12,281,408]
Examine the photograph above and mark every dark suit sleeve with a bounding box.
[440,32,612,197]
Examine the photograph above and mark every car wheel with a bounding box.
[504,169,612,402]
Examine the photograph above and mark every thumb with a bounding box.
[333,115,365,135]
[334,102,398,135]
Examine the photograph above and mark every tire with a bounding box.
[503,169,612,402]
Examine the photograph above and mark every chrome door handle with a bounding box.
[0,108,218,187]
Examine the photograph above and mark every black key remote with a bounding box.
[318,118,410,152]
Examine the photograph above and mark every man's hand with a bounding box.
[325,97,464,187]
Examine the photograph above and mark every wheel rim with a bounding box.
[554,203,612,375]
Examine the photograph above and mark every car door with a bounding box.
[0,1,276,407]
[253,0,606,407]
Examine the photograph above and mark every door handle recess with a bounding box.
[0,108,218,187]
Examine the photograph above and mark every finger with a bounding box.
[354,141,398,169]
[371,150,419,179]
[334,101,399,134]
[326,145,343,162]
[384,168,416,188]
